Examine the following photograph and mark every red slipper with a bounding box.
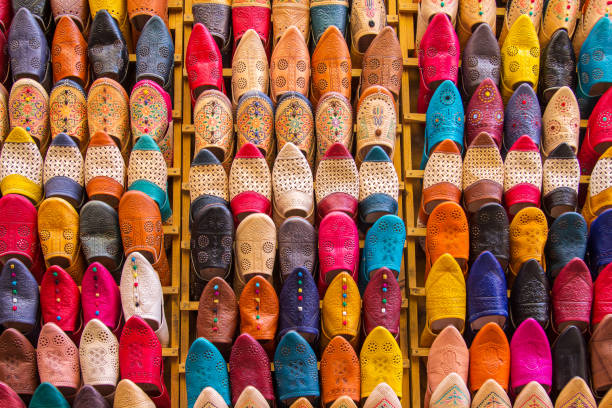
[0,194,38,267]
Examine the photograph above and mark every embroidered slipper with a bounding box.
[193,91,234,171]
[235,92,275,167]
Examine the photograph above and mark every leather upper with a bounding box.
[588,208,612,273]
[239,276,278,341]
[314,92,353,161]
[360,326,402,399]
[9,79,50,154]
[88,9,128,84]
[461,24,500,98]
[52,16,88,86]
[320,335,360,405]
[231,0,271,51]
[81,262,121,332]
[229,333,275,404]
[118,191,169,285]
[510,318,552,393]
[361,26,402,102]
[278,267,320,340]
[274,331,320,401]
[0,258,39,333]
[0,328,38,396]
[186,23,224,103]
[277,217,316,280]
[418,13,460,92]
[235,92,275,166]
[321,272,361,348]
[577,17,612,98]
[0,381,26,407]
[196,277,238,346]
[358,147,399,228]
[577,87,612,176]
[552,258,592,332]
[422,80,464,169]
[539,0,579,48]
[467,251,508,330]
[80,200,123,272]
[314,143,359,219]
[51,0,89,31]
[421,139,462,219]
[363,268,401,337]
[425,202,469,277]
[272,141,314,222]
[190,204,234,284]
[79,318,119,391]
[469,203,509,270]
[545,212,587,279]
[310,0,349,46]
[43,133,84,208]
[590,313,612,393]
[29,383,70,408]
[185,337,231,407]
[503,84,542,154]
[127,0,169,35]
[37,322,81,393]
[540,30,576,104]
[114,379,156,408]
[470,380,510,408]
[73,385,111,408]
[510,259,550,329]
[192,0,231,58]
[593,263,612,326]
[189,147,229,218]
[318,212,359,292]
[542,88,580,158]
[465,78,504,148]
[8,8,49,84]
[0,193,39,268]
[87,78,130,152]
[84,130,125,208]
[272,0,309,44]
[555,377,596,408]
[430,373,470,408]
[469,323,510,392]
[513,382,553,408]
[275,93,315,167]
[355,86,397,164]
[552,325,589,396]
[192,93,233,171]
[310,26,351,106]
[349,0,385,56]
[500,15,539,101]
[503,136,543,214]
[40,265,81,334]
[136,16,174,91]
[462,132,504,212]
[231,29,269,107]
[0,127,44,204]
[270,27,310,104]
[426,326,468,402]
[229,142,272,221]
[362,215,405,286]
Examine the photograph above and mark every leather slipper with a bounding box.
[314,143,359,220]
[469,323,510,393]
[270,28,310,103]
[590,313,612,395]
[555,377,596,408]
[87,10,128,84]
[43,133,84,208]
[320,336,360,406]
[358,146,399,228]
[552,259,592,333]
[310,26,351,106]
[229,143,272,223]
[81,262,122,336]
[87,78,130,154]
[310,0,349,46]
[465,78,504,149]
[186,23,224,104]
[78,319,119,398]
[503,85,541,156]
[0,194,39,268]
[552,326,589,396]
[134,15,173,92]
[79,200,123,273]
[321,272,361,349]
[360,26,402,103]
[8,8,50,87]
[233,213,276,295]
[542,87,580,157]
[229,334,275,404]
[462,132,504,213]
[588,208,612,275]
[114,379,156,408]
[540,30,576,104]
[362,383,401,408]
[460,25,500,99]
[0,328,38,399]
[272,142,314,224]
[73,385,111,408]
[314,92,353,163]
[510,318,552,394]
[193,387,229,408]
[545,212,587,279]
[189,148,229,221]
[363,268,401,338]
[275,92,315,167]
[120,252,169,346]
[185,337,231,407]
[231,29,269,107]
[278,217,316,282]
[0,127,43,204]
[429,373,470,408]
[508,207,547,279]
[318,211,358,293]
[271,0,309,46]
[361,214,405,291]
[190,205,233,289]
[349,0,385,59]
[37,323,81,398]
[84,130,126,208]
[274,331,320,403]
[234,386,271,408]
[542,143,580,218]
[469,203,509,270]
[510,259,550,329]
[594,263,612,328]
[9,78,50,153]
[425,202,469,278]
[40,265,81,335]
[196,277,238,352]
[471,380,510,408]
[29,383,70,408]
[119,316,170,407]
[467,252,508,331]
[0,259,39,336]
[193,92,234,171]
[355,86,397,166]
[360,326,402,400]
[238,276,278,343]
[52,16,89,87]
[235,92,275,166]
[278,267,320,343]
[0,381,26,408]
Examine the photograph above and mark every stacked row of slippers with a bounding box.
[184,0,408,406]
[413,0,612,406]
[0,0,179,406]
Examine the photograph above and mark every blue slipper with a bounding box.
[467,251,508,331]
[545,212,587,280]
[420,80,464,169]
[186,337,231,408]
[278,267,320,343]
[588,208,612,278]
[29,383,70,408]
[360,215,405,293]
[274,331,320,402]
